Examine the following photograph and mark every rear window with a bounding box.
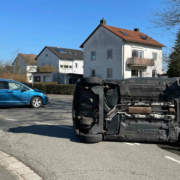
[0,81,9,89]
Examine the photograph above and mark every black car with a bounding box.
[72,77,180,144]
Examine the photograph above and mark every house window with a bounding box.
[152,52,157,60]
[107,49,113,59]
[107,68,113,78]
[152,70,156,77]
[132,50,143,58]
[91,51,96,61]
[92,69,95,77]
[131,70,138,77]
[75,63,78,68]
[60,65,63,68]
[64,65,68,68]
[46,54,48,57]
[69,66,72,68]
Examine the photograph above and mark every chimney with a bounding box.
[100,18,106,25]
[134,28,139,32]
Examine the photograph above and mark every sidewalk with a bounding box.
[0,164,16,180]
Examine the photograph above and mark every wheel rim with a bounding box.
[33,98,41,107]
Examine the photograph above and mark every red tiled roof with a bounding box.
[80,24,165,48]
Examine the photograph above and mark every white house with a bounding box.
[12,53,37,82]
[80,18,165,79]
[33,46,83,84]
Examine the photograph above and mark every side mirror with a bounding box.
[21,88,26,92]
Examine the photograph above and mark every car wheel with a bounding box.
[31,97,42,108]
[79,132,103,143]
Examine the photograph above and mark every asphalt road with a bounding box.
[0,95,180,180]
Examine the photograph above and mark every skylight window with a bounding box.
[120,31,128,36]
[68,51,72,54]
[73,52,77,55]
[56,48,67,53]
[140,35,148,40]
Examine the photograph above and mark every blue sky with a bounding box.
[0,0,178,63]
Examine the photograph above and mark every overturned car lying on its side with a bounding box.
[72,77,180,144]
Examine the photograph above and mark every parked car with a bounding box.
[72,77,180,144]
[0,79,49,108]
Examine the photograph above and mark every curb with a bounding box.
[0,150,43,180]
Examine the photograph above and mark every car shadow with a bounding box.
[8,125,80,143]
[156,143,180,156]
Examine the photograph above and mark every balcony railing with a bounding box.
[127,57,154,67]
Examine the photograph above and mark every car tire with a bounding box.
[31,97,42,108]
[73,118,80,137]
[79,77,102,86]
[79,132,103,143]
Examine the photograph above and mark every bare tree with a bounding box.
[149,0,180,31]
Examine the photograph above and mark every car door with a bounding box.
[8,82,29,105]
[0,81,12,105]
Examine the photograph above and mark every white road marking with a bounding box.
[134,143,140,145]
[62,111,72,113]
[125,143,134,146]
[5,119,18,121]
[124,143,141,146]
[165,156,180,164]
[35,122,53,125]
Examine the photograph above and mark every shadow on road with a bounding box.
[157,143,180,157]
[8,125,80,143]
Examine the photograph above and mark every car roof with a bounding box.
[0,79,17,82]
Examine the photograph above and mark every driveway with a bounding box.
[0,95,180,180]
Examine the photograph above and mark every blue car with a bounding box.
[0,79,49,108]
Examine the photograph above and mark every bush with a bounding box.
[24,83,75,95]
[46,84,75,95]
[34,82,58,84]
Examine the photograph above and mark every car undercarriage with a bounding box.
[72,77,180,143]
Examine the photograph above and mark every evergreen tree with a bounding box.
[167,29,180,77]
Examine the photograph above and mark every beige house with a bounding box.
[12,53,37,82]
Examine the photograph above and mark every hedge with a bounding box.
[24,83,75,95]
[46,84,75,95]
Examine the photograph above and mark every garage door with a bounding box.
[44,76,51,82]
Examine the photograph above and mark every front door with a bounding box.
[8,82,29,105]
[35,76,41,82]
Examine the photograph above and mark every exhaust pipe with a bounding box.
[129,107,151,114]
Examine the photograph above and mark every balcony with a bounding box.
[127,57,154,68]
